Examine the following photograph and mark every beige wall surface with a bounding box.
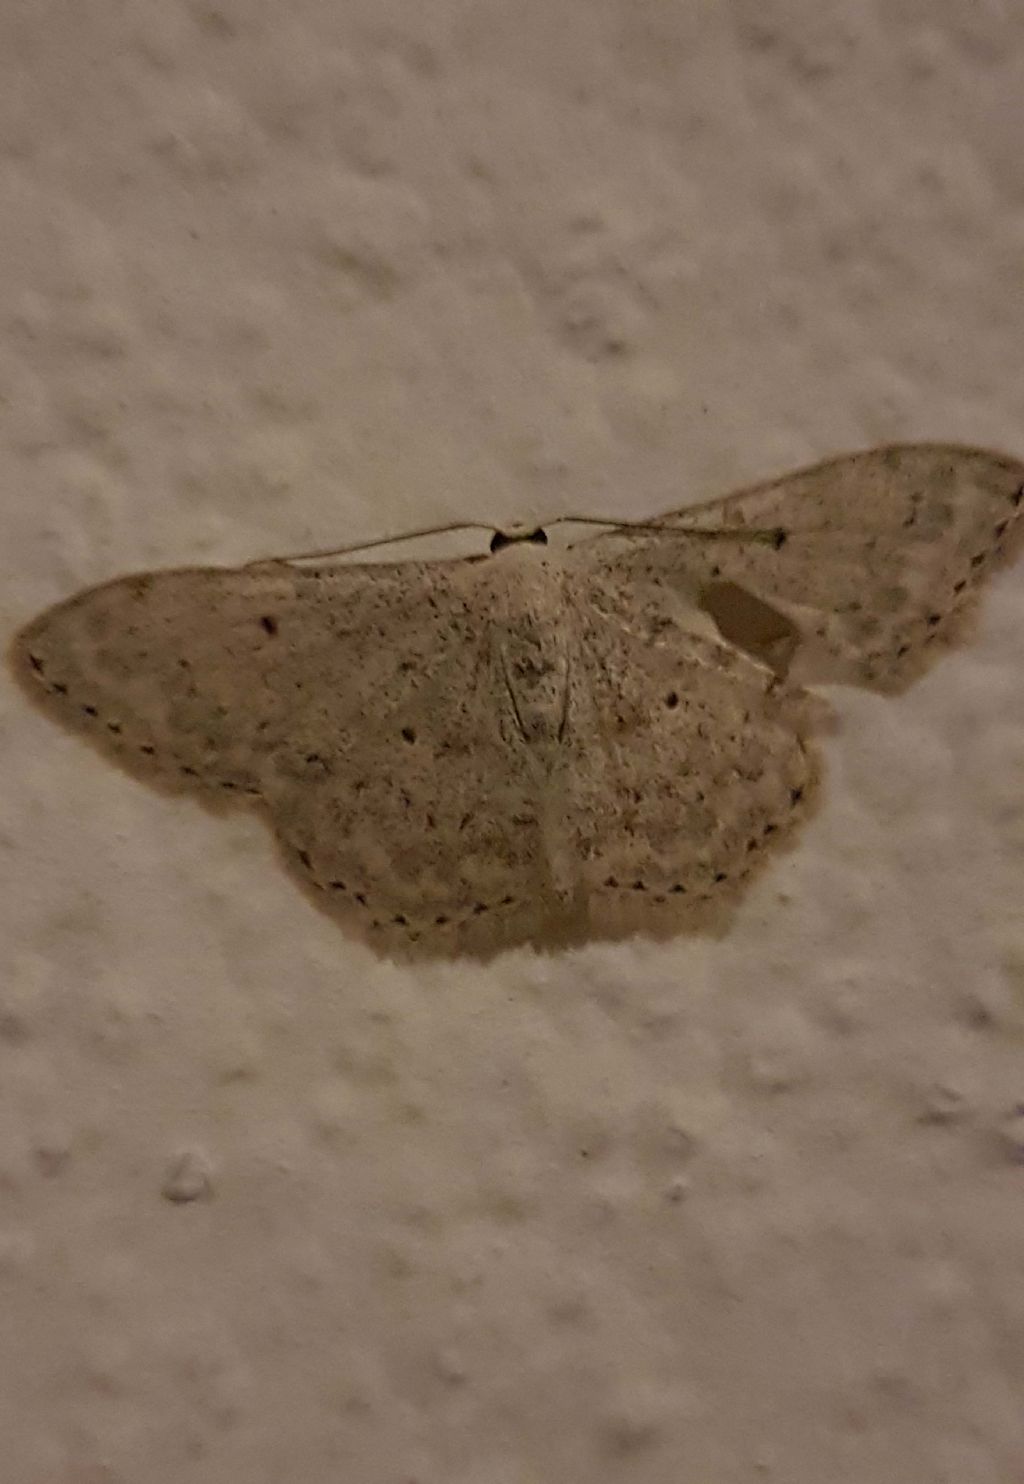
[2,3,1023,1481]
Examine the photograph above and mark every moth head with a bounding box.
[489,524,549,554]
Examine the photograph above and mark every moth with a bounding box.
[10,444,1023,956]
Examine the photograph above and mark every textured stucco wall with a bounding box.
[2,3,1023,1481]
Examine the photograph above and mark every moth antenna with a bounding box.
[248,520,497,567]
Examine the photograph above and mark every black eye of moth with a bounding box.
[489,527,549,553]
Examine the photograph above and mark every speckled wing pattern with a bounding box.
[555,569,820,937]
[581,444,1024,692]
[10,557,566,954]
[9,442,1024,957]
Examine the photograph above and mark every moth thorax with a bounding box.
[499,619,569,745]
